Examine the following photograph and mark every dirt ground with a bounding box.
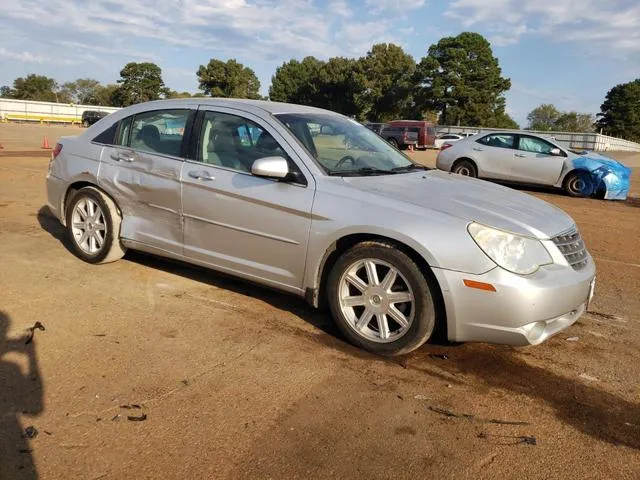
[1,124,639,480]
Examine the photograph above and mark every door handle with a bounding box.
[472,147,483,151]
[188,171,214,181]
[110,151,135,162]
[514,153,527,157]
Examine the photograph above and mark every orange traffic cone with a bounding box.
[41,136,51,149]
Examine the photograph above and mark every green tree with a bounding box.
[197,59,261,99]
[10,74,59,102]
[165,90,192,99]
[359,43,416,121]
[596,79,640,141]
[554,112,595,132]
[91,84,121,107]
[526,104,561,130]
[488,109,519,129]
[114,62,167,106]
[415,32,511,126]
[0,86,13,97]
[316,57,364,118]
[269,56,324,105]
[60,78,102,104]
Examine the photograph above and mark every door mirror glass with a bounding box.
[251,156,289,179]
[550,147,562,156]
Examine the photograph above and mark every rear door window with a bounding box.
[92,122,117,145]
[129,109,190,157]
[478,134,515,149]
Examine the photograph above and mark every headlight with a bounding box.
[468,223,552,275]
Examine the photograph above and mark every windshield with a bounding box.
[275,113,417,175]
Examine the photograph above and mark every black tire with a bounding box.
[83,120,90,128]
[388,138,399,148]
[327,241,438,356]
[65,187,126,264]
[563,170,595,197]
[452,159,477,177]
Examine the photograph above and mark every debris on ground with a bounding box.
[127,413,147,422]
[111,414,121,422]
[414,394,429,401]
[23,426,38,439]
[119,404,142,410]
[25,321,45,344]
[579,373,599,382]
[566,337,580,342]
[478,432,537,445]
[428,353,449,360]
[428,406,530,425]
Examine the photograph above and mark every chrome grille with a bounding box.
[552,228,589,270]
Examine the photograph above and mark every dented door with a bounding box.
[98,108,192,254]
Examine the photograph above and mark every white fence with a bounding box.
[0,98,120,124]
[435,125,640,152]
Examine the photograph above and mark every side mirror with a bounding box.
[251,156,289,179]
[550,147,562,156]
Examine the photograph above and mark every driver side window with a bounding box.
[197,111,288,173]
[518,136,556,155]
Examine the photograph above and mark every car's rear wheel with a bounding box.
[83,120,90,128]
[327,241,437,356]
[66,187,126,264]
[388,138,398,148]
[452,159,477,177]
[563,170,595,197]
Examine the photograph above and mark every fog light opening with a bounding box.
[528,321,546,341]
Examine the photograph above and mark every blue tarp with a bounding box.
[570,152,632,200]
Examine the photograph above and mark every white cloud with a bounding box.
[445,0,640,53]
[0,48,46,63]
[329,0,353,18]
[365,0,426,14]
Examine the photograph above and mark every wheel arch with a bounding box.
[451,157,477,174]
[62,181,121,226]
[309,232,448,338]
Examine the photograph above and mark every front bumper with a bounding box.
[432,259,596,345]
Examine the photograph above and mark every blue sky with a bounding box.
[1,0,639,126]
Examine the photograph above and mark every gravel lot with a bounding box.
[1,124,639,479]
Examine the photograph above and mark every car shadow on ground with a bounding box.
[0,311,44,479]
[407,344,640,450]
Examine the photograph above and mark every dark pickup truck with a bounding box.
[379,125,418,149]
[81,110,108,127]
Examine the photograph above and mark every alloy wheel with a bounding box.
[71,197,107,254]
[338,258,415,343]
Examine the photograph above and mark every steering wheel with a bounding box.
[334,155,356,170]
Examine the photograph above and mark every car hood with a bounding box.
[342,170,575,239]
[568,151,632,175]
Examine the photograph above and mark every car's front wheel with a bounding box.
[66,187,126,264]
[327,241,437,356]
[83,120,90,128]
[563,170,595,197]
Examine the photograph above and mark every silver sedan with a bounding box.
[46,99,595,355]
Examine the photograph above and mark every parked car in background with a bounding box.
[434,133,464,149]
[436,131,631,200]
[379,125,418,149]
[81,110,108,127]
[388,120,437,149]
[47,99,595,356]
[364,122,386,135]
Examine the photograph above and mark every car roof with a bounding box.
[132,98,334,116]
